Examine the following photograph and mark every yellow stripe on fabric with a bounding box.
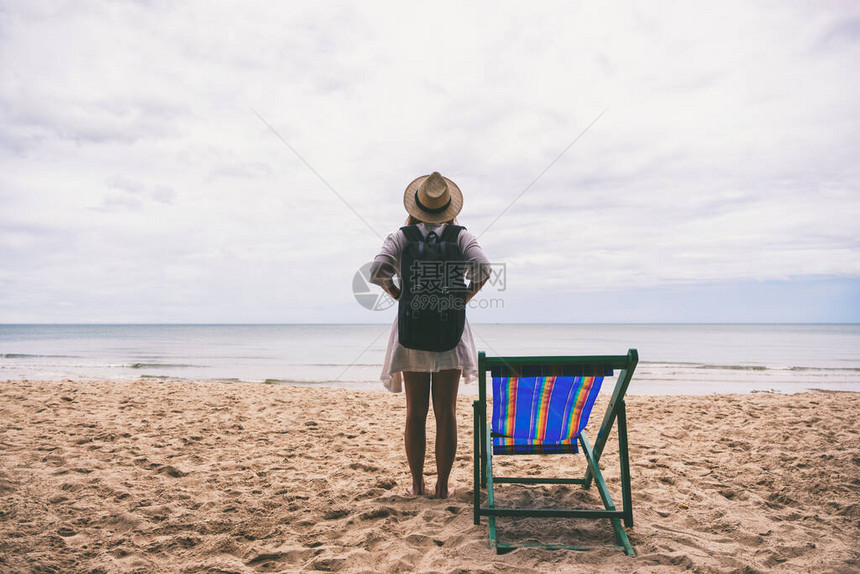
[565,376,594,440]
[535,376,555,442]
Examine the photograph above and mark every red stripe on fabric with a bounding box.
[504,378,517,436]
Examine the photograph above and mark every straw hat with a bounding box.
[403,171,463,223]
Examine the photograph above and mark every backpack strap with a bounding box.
[438,225,464,258]
[439,225,464,242]
[400,225,423,243]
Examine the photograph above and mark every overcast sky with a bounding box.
[1,1,858,323]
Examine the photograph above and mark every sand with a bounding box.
[1,379,858,573]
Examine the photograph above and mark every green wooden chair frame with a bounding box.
[472,349,639,554]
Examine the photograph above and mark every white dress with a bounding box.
[370,222,491,393]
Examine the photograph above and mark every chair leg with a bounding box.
[617,401,633,528]
[580,431,635,555]
[484,421,499,551]
[479,402,488,488]
[473,400,481,525]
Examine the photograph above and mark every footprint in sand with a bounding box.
[157,464,188,478]
[358,506,394,520]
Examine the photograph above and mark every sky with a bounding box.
[1,1,858,324]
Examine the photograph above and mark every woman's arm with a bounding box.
[373,262,401,300]
[466,274,488,303]
[459,229,491,303]
[369,232,403,300]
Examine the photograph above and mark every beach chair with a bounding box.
[472,349,638,554]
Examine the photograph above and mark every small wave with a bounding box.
[262,378,321,385]
[642,361,769,371]
[128,363,201,369]
[788,366,860,372]
[140,375,239,383]
[2,353,81,359]
[695,364,767,371]
[643,361,860,373]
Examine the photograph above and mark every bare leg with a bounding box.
[431,369,460,499]
[403,372,431,496]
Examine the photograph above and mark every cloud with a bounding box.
[94,177,178,211]
[0,1,858,322]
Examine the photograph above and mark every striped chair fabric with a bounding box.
[491,376,604,455]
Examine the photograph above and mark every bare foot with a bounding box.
[434,484,456,499]
[406,482,426,497]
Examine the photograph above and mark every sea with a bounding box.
[1,324,858,395]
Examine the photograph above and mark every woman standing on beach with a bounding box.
[370,172,490,499]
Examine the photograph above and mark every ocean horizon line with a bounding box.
[3,322,859,327]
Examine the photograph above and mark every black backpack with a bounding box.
[398,224,467,352]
